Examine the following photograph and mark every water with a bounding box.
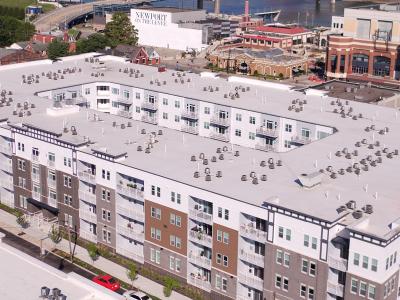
[155,0,371,26]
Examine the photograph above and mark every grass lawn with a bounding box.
[0,0,34,8]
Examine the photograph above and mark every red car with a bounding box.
[92,274,120,291]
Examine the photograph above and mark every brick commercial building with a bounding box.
[1,54,400,300]
[327,4,400,86]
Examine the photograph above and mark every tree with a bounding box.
[48,224,62,249]
[16,213,29,234]
[126,263,137,288]
[105,12,138,48]
[0,16,35,47]
[47,39,69,60]
[87,243,99,265]
[76,33,109,54]
[163,276,180,297]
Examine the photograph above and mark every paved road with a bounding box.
[34,0,151,32]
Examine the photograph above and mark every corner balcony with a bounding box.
[189,230,212,248]
[78,170,96,184]
[181,110,199,120]
[79,208,97,223]
[328,255,348,272]
[189,209,212,224]
[78,190,96,205]
[188,275,211,292]
[117,110,132,118]
[239,249,265,267]
[291,135,312,145]
[80,229,97,243]
[188,252,212,270]
[1,179,13,190]
[117,224,144,242]
[116,202,145,223]
[327,281,344,297]
[239,224,267,243]
[181,125,199,135]
[255,143,275,152]
[0,144,12,155]
[209,132,230,142]
[141,115,157,125]
[0,160,12,173]
[116,184,144,201]
[210,116,230,127]
[238,272,264,291]
[140,102,158,111]
[256,127,279,138]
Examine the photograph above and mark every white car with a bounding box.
[123,291,151,300]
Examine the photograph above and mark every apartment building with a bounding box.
[327,4,400,85]
[0,54,400,300]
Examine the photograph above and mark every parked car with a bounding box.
[92,274,120,291]
[123,290,151,300]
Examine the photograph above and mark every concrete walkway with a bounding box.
[0,209,191,300]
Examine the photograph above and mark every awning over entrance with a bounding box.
[27,198,59,215]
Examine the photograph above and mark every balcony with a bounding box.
[47,178,57,189]
[80,229,97,243]
[0,144,12,155]
[256,127,279,138]
[141,102,157,111]
[47,160,55,168]
[1,179,13,190]
[189,209,212,224]
[291,135,312,145]
[116,202,145,223]
[116,98,132,105]
[31,155,39,162]
[79,208,97,223]
[117,224,144,242]
[189,230,212,247]
[188,275,211,292]
[181,110,199,120]
[116,184,144,201]
[239,224,267,243]
[238,272,264,291]
[141,115,157,125]
[79,190,96,205]
[255,143,275,152]
[0,161,12,173]
[117,110,132,118]
[31,173,40,183]
[117,247,144,264]
[210,116,230,127]
[188,252,212,269]
[181,125,199,135]
[328,255,348,272]
[209,132,230,142]
[239,249,265,267]
[78,170,96,184]
[327,281,344,297]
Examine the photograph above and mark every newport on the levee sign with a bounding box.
[133,11,168,26]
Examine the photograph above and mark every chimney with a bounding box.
[214,0,221,14]
[244,0,250,22]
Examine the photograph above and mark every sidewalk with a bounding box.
[0,209,191,300]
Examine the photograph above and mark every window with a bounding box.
[136,106,140,113]
[17,159,26,171]
[300,284,307,298]
[63,175,72,188]
[63,157,71,167]
[135,92,140,99]
[224,209,229,220]
[18,177,26,188]
[85,88,90,95]
[170,214,181,227]
[371,258,378,272]
[278,227,284,238]
[223,232,229,244]
[303,234,309,247]
[169,256,175,270]
[360,281,367,296]
[301,128,311,138]
[150,227,161,240]
[285,124,292,132]
[216,253,222,264]
[308,287,314,300]
[204,122,210,129]
[276,250,283,264]
[235,129,241,137]
[236,113,242,121]
[174,100,180,108]
[275,274,282,288]
[170,192,181,203]
[123,90,129,99]
[223,255,228,267]
[162,112,168,120]
[169,235,181,248]
[151,207,161,219]
[351,278,358,294]
[217,230,222,242]
[217,207,229,220]
[311,237,317,250]
[63,194,72,207]
[17,142,25,152]
[368,285,376,299]
[309,261,316,276]
[284,140,291,148]
[362,256,369,269]
[65,213,73,228]
[111,87,119,95]
[32,147,39,157]
[101,189,111,202]
[19,195,27,209]
[354,253,360,266]
[285,229,291,241]
[175,258,181,272]
[163,98,168,105]
[215,275,222,289]
[283,252,290,267]
[204,107,210,114]
[249,116,256,124]
[302,259,309,273]
[151,185,161,197]
[283,277,289,291]
[101,169,110,180]
[248,132,255,140]
[222,277,227,292]
[150,248,160,264]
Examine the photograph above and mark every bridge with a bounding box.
[33,0,152,32]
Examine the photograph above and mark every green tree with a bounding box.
[76,33,109,54]
[0,16,35,47]
[86,243,99,265]
[126,263,137,288]
[48,224,62,249]
[16,213,29,234]
[105,12,138,48]
[47,39,69,60]
[163,276,180,297]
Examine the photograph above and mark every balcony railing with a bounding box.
[0,144,12,155]
[117,224,144,242]
[80,229,97,243]
[210,116,230,127]
[141,115,157,125]
[78,190,96,205]
[1,179,13,190]
[188,275,211,292]
[141,102,158,111]
[117,247,144,264]
[47,160,55,168]
[239,224,268,243]
[189,209,212,224]
[188,252,212,269]
[181,125,199,135]
[78,170,96,184]
[328,255,348,272]
[238,272,264,290]
[116,203,145,223]
[116,184,144,200]
[291,135,312,145]
[117,110,133,118]
[0,161,13,173]
[255,143,275,152]
[256,127,279,138]
[327,281,344,297]
[181,110,199,120]
[116,98,132,105]
[47,179,57,189]
[31,173,40,182]
[79,208,97,223]
[189,230,212,247]
[209,132,230,142]
[239,249,265,267]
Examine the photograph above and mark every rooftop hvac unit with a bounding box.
[211,156,217,162]
[261,174,267,181]
[241,175,247,181]
[346,200,356,210]
[234,151,240,157]
[191,155,196,162]
[252,177,258,185]
[216,171,222,178]
[337,205,346,214]
[352,210,363,219]
[203,159,209,165]
[205,174,211,181]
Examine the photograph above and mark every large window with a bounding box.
[356,19,371,39]
[373,56,390,77]
[352,54,369,74]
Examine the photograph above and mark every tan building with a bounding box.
[208,48,308,79]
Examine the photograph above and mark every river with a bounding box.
[155,0,372,26]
